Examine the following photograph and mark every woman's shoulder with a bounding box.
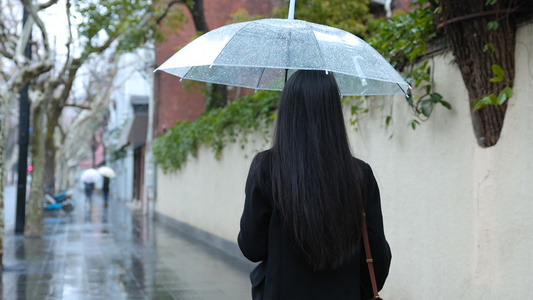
[251,150,271,168]
[248,150,272,179]
[352,157,372,172]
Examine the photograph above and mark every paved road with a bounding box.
[1,188,252,300]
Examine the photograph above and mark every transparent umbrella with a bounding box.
[156,1,409,96]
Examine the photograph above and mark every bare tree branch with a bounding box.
[21,0,52,63]
[155,1,182,24]
[0,21,15,59]
[37,0,59,10]
[58,0,74,79]
[0,69,10,82]
[13,11,34,63]
[63,103,91,110]
[0,47,13,59]
[58,65,80,107]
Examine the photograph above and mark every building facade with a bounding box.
[107,49,154,205]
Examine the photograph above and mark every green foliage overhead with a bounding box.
[272,0,377,39]
[73,0,186,56]
[369,0,438,68]
[153,90,280,172]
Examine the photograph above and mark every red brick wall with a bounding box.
[153,0,283,137]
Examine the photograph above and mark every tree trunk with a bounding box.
[0,109,5,269]
[25,101,46,237]
[44,107,61,193]
[440,0,519,147]
[186,0,228,109]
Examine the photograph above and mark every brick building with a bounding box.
[153,0,283,138]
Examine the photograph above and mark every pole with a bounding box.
[15,8,32,234]
[288,0,296,19]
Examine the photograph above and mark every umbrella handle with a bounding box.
[288,0,295,19]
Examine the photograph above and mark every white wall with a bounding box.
[156,138,263,242]
[155,22,533,298]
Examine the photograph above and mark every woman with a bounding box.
[238,70,392,299]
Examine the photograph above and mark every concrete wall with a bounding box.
[154,22,533,298]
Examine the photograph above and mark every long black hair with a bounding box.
[271,70,365,271]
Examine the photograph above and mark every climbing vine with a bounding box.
[367,0,451,130]
[153,90,280,172]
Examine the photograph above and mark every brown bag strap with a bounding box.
[362,210,381,299]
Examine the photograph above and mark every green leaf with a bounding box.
[486,0,498,5]
[407,119,418,130]
[497,92,507,105]
[488,94,499,104]
[385,116,392,127]
[483,43,495,52]
[491,64,505,79]
[430,93,443,102]
[489,77,503,82]
[502,87,513,98]
[473,100,486,112]
[439,100,452,110]
[487,21,499,31]
[407,95,413,106]
[421,106,430,117]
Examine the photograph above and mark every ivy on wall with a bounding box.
[368,0,451,130]
[153,90,280,172]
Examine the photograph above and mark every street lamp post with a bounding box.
[15,8,32,234]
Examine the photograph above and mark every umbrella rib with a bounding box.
[255,68,266,90]
[181,67,193,81]
[397,83,409,96]
[309,25,328,72]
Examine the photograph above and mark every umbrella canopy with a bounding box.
[156,18,409,96]
[80,168,102,183]
[98,166,117,178]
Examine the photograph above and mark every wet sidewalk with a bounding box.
[1,189,252,300]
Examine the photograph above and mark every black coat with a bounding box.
[238,151,392,300]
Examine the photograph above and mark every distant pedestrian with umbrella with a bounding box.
[98,166,116,208]
[81,168,101,204]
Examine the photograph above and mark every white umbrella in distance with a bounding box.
[156,1,409,96]
[81,168,102,183]
[98,166,117,178]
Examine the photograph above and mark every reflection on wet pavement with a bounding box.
[1,191,251,300]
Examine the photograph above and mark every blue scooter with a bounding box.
[44,190,75,212]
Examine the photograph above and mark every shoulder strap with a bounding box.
[362,210,381,299]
